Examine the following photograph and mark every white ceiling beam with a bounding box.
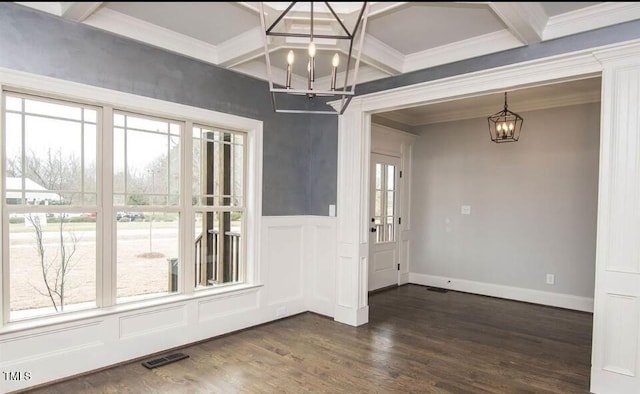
[15,2,63,15]
[359,34,404,76]
[543,2,640,41]
[216,27,265,67]
[83,8,219,65]
[488,2,548,45]
[61,2,103,22]
[403,29,524,73]
[367,2,407,18]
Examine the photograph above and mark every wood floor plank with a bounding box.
[26,285,592,393]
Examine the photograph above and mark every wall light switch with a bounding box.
[329,204,336,217]
[546,274,555,285]
[461,205,471,215]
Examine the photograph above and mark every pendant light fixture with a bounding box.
[488,92,523,143]
[258,2,369,114]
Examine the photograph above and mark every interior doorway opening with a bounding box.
[367,76,602,389]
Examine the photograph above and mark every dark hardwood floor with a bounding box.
[28,285,593,393]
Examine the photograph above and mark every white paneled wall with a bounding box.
[0,215,336,392]
[305,216,337,317]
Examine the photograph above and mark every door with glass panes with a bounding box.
[369,153,400,291]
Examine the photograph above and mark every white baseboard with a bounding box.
[409,273,594,313]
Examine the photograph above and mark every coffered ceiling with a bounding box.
[14,2,640,87]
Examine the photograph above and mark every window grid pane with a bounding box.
[116,212,180,302]
[194,210,244,289]
[4,93,99,207]
[113,111,181,207]
[192,125,246,208]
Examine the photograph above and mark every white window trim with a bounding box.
[0,67,263,329]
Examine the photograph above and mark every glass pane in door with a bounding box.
[373,161,397,244]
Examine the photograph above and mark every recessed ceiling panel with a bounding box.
[367,3,506,55]
[105,2,259,45]
[540,2,601,17]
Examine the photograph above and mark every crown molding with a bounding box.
[361,33,404,75]
[374,111,414,128]
[543,2,640,41]
[83,8,219,65]
[60,2,103,22]
[403,29,524,73]
[216,26,265,67]
[379,89,601,127]
[15,2,62,15]
[367,2,408,18]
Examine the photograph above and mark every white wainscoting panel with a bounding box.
[0,215,334,392]
[305,217,337,317]
[263,217,305,306]
[197,289,260,322]
[119,305,187,340]
[602,294,639,376]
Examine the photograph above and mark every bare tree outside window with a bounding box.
[25,213,79,312]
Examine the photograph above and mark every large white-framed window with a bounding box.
[0,70,263,329]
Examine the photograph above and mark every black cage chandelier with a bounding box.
[488,92,524,143]
[258,2,369,114]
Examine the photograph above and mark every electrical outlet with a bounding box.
[546,274,555,285]
[329,204,336,217]
[461,205,471,215]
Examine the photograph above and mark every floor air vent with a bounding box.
[142,352,189,369]
[426,286,449,293]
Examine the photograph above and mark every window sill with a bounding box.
[0,283,263,336]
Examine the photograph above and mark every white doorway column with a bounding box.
[334,102,371,326]
[590,46,640,394]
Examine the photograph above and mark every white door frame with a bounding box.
[333,39,640,393]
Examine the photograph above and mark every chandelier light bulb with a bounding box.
[509,122,514,131]
[308,42,316,57]
[287,50,295,65]
[332,53,340,67]
[496,123,502,131]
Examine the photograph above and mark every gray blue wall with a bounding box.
[411,103,600,298]
[0,3,336,216]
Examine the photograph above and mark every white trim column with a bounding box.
[589,44,640,394]
[335,102,371,326]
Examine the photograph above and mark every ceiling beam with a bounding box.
[367,2,407,18]
[488,2,547,45]
[359,34,403,76]
[15,2,63,15]
[60,2,103,22]
[216,27,265,67]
